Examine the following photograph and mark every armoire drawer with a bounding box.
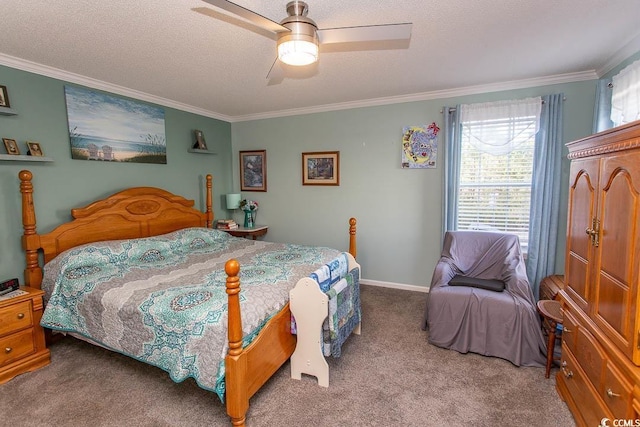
[561,344,611,427]
[602,361,633,419]
[562,308,578,354]
[575,326,606,389]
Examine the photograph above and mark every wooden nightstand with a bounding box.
[222,225,268,240]
[0,286,50,384]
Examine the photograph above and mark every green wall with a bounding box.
[231,81,597,288]
[0,65,233,283]
[0,62,616,289]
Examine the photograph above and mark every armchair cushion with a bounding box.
[448,275,505,292]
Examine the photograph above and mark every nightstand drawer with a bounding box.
[0,328,35,366]
[0,300,33,336]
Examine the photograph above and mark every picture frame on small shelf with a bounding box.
[193,129,207,150]
[26,141,44,156]
[3,138,20,155]
[302,151,340,186]
[0,85,10,108]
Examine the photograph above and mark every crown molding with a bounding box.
[1,52,597,124]
[0,53,234,123]
[232,70,598,122]
[596,31,640,77]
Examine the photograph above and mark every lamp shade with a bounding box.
[276,20,319,67]
[278,39,318,66]
[226,193,241,210]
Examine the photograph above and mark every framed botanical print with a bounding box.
[240,150,267,192]
[302,151,340,186]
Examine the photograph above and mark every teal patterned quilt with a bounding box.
[40,227,343,401]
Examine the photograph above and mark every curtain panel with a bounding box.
[526,93,564,298]
[442,105,462,237]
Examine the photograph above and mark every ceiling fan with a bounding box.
[199,0,412,78]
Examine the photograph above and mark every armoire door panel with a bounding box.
[565,159,599,312]
[594,151,640,362]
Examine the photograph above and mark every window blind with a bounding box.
[458,115,536,250]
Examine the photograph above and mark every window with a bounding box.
[611,58,640,126]
[456,98,541,251]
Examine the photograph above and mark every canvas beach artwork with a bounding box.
[65,85,167,164]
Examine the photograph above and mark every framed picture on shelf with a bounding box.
[302,151,340,186]
[239,150,267,192]
[26,141,44,156]
[193,129,207,150]
[0,85,10,108]
[2,138,20,155]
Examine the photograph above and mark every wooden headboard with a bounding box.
[19,170,214,289]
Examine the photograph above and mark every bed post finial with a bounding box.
[19,170,43,288]
[224,258,249,427]
[225,259,242,356]
[349,217,357,259]
[206,174,213,228]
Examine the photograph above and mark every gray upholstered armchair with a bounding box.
[422,231,546,367]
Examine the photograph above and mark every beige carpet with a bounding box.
[1,285,576,426]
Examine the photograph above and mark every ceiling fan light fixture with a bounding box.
[278,38,318,66]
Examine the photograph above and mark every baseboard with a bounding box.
[360,278,429,293]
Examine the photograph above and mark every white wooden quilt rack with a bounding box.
[289,252,361,387]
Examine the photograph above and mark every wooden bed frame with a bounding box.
[18,170,357,427]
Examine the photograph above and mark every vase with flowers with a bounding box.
[239,199,258,228]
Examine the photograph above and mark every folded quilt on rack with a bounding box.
[309,253,349,292]
[290,252,361,358]
[322,267,361,357]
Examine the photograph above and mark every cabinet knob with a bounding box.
[4,347,12,354]
[17,312,25,320]
[561,366,573,379]
[562,327,572,333]
[606,388,621,398]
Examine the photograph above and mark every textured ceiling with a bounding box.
[1,0,640,121]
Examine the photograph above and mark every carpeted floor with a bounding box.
[1,285,576,426]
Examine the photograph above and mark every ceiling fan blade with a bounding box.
[266,58,285,81]
[200,0,289,33]
[317,23,412,44]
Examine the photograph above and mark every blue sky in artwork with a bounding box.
[64,85,165,145]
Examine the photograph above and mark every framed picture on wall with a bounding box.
[302,151,340,186]
[0,85,10,108]
[3,138,20,155]
[240,150,267,192]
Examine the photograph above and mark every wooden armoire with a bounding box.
[558,120,640,425]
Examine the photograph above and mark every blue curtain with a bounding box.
[593,78,614,133]
[526,93,564,299]
[442,105,462,238]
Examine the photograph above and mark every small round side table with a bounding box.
[537,299,563,378]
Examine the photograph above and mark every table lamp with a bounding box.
[226,193,241,210]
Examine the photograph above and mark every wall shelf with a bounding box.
[0,154,53,162]
[0,106,18,116]
[188,148,217,155]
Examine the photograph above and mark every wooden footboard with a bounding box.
[225,259,296,426]
[223,218,358,427]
